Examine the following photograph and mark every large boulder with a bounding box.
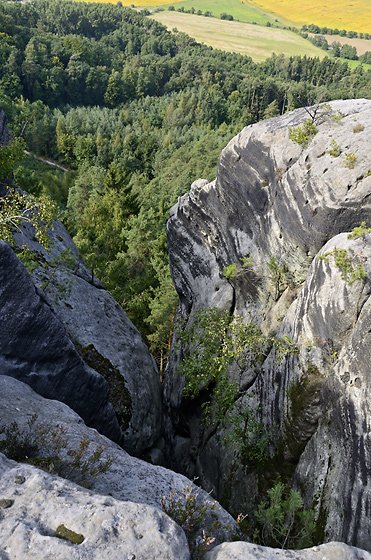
[0,240,121,443]
[0,452,189,560]
[165,99,371,549]
[19,218,162,456]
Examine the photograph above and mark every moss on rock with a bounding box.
[0,499,13,509]
[78,344,132,431]
[56,524,84,544]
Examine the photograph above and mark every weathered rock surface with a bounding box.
[3,214,162,455]
[0,451,190,560]
[165,99,371,549]
[271,234,371,550]
[0,375,236,558]
[205,542,371,560]
[167,99,371,324]
[0,240,121,443]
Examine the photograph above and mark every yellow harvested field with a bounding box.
[248,0,371,33]
[151,12,326,61]
[74,0,178,3]
[118,0,181,3]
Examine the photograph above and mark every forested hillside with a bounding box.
[1,0,371,368]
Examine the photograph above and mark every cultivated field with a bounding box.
[119,0,371,33]
[248,0,371,34]
[150,12,327,62]
[320,35,371,57]
[74,0,371,60]
[151,0,277,26]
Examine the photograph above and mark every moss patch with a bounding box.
[0,499,13,509]
[56,524,84,544]
[284,363,324,461]
[78,344,132,431]
[244,364,325,511]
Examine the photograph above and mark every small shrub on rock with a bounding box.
[327,139,341,157]
[161,485,226,560]
[289,120,318,147]
[343,152,357,168]
[0,414,39,461]
[0,416,114,487]
[253,481,316,549]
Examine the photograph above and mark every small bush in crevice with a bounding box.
[343,152,357,168]
[0,415,114,487]
[253,481,316,549]
[161,485,228,560]
[327,139,341,157]
[0,414,39,461]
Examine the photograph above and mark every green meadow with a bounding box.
[152,0,278,25]
[150,12,327,61]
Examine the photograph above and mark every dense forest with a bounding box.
[1,0,371,369]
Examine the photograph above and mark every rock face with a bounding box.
[0,240,121,443]
[165,99,371,550]
[0,216,162,456]
[20,218,162,456]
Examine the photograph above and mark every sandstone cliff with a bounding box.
[2,103,371,558]
[165,99,371,550]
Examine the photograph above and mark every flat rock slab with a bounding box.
[0,453,189,560]
[205,542,371,560]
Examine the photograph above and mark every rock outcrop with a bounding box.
[1,212,163,455]
[165,99,371,550]
[19,217,162,456]
[0,240,122,443]
[0,374,236,559]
